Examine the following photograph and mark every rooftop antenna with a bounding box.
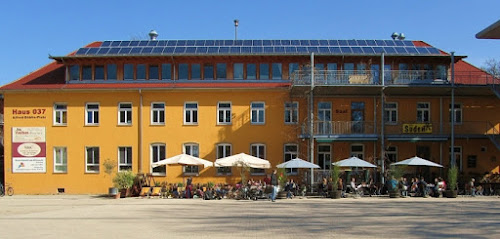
[149,30,158,40]
[234,19,239,40]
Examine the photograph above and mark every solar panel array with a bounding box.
[75,39,442,56]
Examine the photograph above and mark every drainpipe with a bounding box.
[138,89,143,173]
[380,53,385,184]
[309,53,315,192]
[451,52,456,168]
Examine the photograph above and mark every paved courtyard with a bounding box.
[1,195,499,238]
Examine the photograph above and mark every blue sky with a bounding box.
[1,0,498,86]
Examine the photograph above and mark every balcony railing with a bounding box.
[301,121,376,135]
[290,70,499,86]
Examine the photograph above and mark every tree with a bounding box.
[482,58,500,79]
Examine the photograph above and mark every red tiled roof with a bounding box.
[454,60,494,85]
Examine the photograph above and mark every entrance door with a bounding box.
[317,145,331,171]
[318,102,331,134]
[351,102,365,133]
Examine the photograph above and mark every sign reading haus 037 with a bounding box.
[11,108,47,120]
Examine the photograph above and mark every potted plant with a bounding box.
[277,168,288,199]
[113,170,136,198]
[330,164,342,199]
[446,166,458,198]
[103,159,118,198]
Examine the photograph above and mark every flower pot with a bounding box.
[331,190,342,199]
[108,187,118,197]
[445,190,458,198]
[389,190,400,198]
[120,188,131,198]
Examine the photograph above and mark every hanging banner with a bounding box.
[12,127,46,173]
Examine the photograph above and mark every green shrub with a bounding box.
[112,171,136,189]
[448,166,458,191]
[330,164,340,190]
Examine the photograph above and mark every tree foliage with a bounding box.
[482,58,500,79]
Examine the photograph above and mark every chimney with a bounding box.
[149,30,158,40]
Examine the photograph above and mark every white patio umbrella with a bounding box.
[332,156,377,168]
[391,156,443,168]
[276,158,320,169]
[214,153,271,169]
[151,153,213,168]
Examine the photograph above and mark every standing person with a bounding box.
[470,178,476,196]
[270,169,278,202]
[186,177,193,198]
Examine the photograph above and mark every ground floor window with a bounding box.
[284,144,298,175]
[54,147,67,173]
[250,144,266,175]
[86,147,100,173]
[216,143,232,175]
[317,144,331,170]
[151,144,166,175]
[118,147,132,171]
[184,143,199,175]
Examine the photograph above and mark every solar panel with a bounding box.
[330,47,341,54]
[310,40,319,46]
[177,40,186,46]
[214,40,223,46]
[366,40,376,46]
[319,40,329,46]
[118,48,132,54]
[196,47,208,54]
[164,47,175,53]
[86,48,99,54]
[263,40,272,46]
[141,47,153,54]
[253,40,262,46]
[207,47,218,53]
[384,40,396,46]
[111,41,121,47]
[97,48,110,55]
[219,47,229,53]
[272,40,281,46]
[241,47,252,53]
[318,47,329,53]
[291,40,300,45]
[147,41,158,47]
[362,47,375,54]
[108,48,120,54]
[394,47,407,54]
[402,41,414,47]
[351,47,363,54]
[285,47,296,53]
[252,47,263,53]
[375,40,386,46]
[234,40,243,46]
[384,47,396,54]
[427,48,441,54]
[282,40,291,45]
[166,41,176,46]
[340,47,352,53]
[274,46,285,53]
[174,47,186,53]
[264,47,274,53]
[328,40,339,46]
[156,41,167,47]
[120,41,131,47]
[373,47,384,54]
[224,40,234,46]
[338,40,348,46]
[347,40,357,46]
[130,47,142,54]
[205,40,215,46]
[405,47,418,54]
[185,47,196,53]
[138,41,148,46]
[101,41,111,47]
[76,48,89,55]
[300,40,310,46]
[152,47,164,54]
[296,47,308,53]
[416,47,429,54]
[242,40,252,46]
[230,47,240,53]
[186,40,195,46]
[195,40,205,46]
[395,40,405,46]
[129,41,140,47]
[356,40,367,46]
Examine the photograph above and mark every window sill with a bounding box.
[53,172,68,174]
[117,124,133,127]
[85,171,100,174]
[53,124,67,127]
[150,123,166,126]
[85,124,100,127]
[151,173,166,176]
[216,173,233,176]
[217,123,232,126]
[183,123,199,126]
[183,173,199,176]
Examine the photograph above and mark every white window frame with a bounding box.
[183,143,200,175]
[85,103,99,126]
[53,103,67,126]
[54,147,67,173]
[184,102,198,125]
[118,103,132,125]
[118,146,132,171]
[250,143,266,175]
[449,103,462,124]
[85,146,100,173]
[384,102,398,125]
[284,102,298,124]
[151,143,166,176]
[416,102,430,123]
[284,144,298,175]
[251,102,265,125]
[217,102,232,125]
[151,102,165,125]
[350,144,364,160]
[216,143,232,175]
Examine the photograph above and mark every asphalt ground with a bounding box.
[1,195,499,239]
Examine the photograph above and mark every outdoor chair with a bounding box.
[139,187,151,198]
[150,187,162,198]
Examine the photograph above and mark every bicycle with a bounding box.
[0,182,14,197]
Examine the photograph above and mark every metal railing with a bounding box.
[301,121,376,135]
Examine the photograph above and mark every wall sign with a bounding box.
[402,123,433,134]
[12,127,46,173]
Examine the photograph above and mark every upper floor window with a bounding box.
[284,102,298,124]
[386,146,398,163]
[217,63,227,79]
[85,103,99,125]
[436,65,447,80]
[124,64,134,81]
[384,102,398,124]
[191,64,201,80]
[149,65,159,80]
[69,65,80,81]
[449,103,462,124]
[151,102,165,125]
[136,64,146,80]
[184,102,198,124]
[250,144,266,175]
[234,63,244,80]
[118,146,132,171]
[85,146,100,173]
[247,64,257,80]
[179,63,188,80]
[289,63,299,79]
[284,144,298,175]
[217,102,231,125]
[417,102,430,123]
[272,63,282,79]
[118,103,132,125]
[184,143,199,174]
[107,64,117,80]
[204,64,214,79]
[54,103,67,126]
[151,143,166,175]
[251,102,265,124]
[216,143,232,175]
[95,65,105,80]
[161,64,172,80]
[82,65,92,80]
[54,147,67,173]
[260,63,269,79]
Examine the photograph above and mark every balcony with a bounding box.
[300,121,378,142]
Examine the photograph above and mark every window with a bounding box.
[260,64,269,79]
[136,64,146,80]
[179,63,188,80]
[251,102,265,124]
[272,63,282,79]
[82,65,92,80]
[436,65,447,80]
[449,103,462,124]
[386,146,397,163]
[54,147,67,173]
[247,63,256,80]
[384,102,398,124]
[54,103,67,126]
[151,102,165,125]
[118,103,132,125]
[184,102,198,124]
[357,63,366,74]
[124,64,134,80]
[118,147,132,171]
[161,63,172,80]
[69,65,79,81]
[467,155,477,168]
[184,143,199,174]
[423,64,433,80]
[217,63,227,79]
[449,146,462,171]
[417,102,430,123]
[250,144,266,175]
[149,65,159,80]
[86,147,100,173]
[344,63,354,76]
[204,64,214,79]
[191,64,201,80]
[284,102,298,124]
[217,102,231,125]
[85,103,99,125]
[107,64,117,80]
[151,144,166,175]
[351,144,364,160]
[216,144,232,175]
[95,65,104,80]
[234,63,244,80]
[289,63,299,79]
[284,144,298,174]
